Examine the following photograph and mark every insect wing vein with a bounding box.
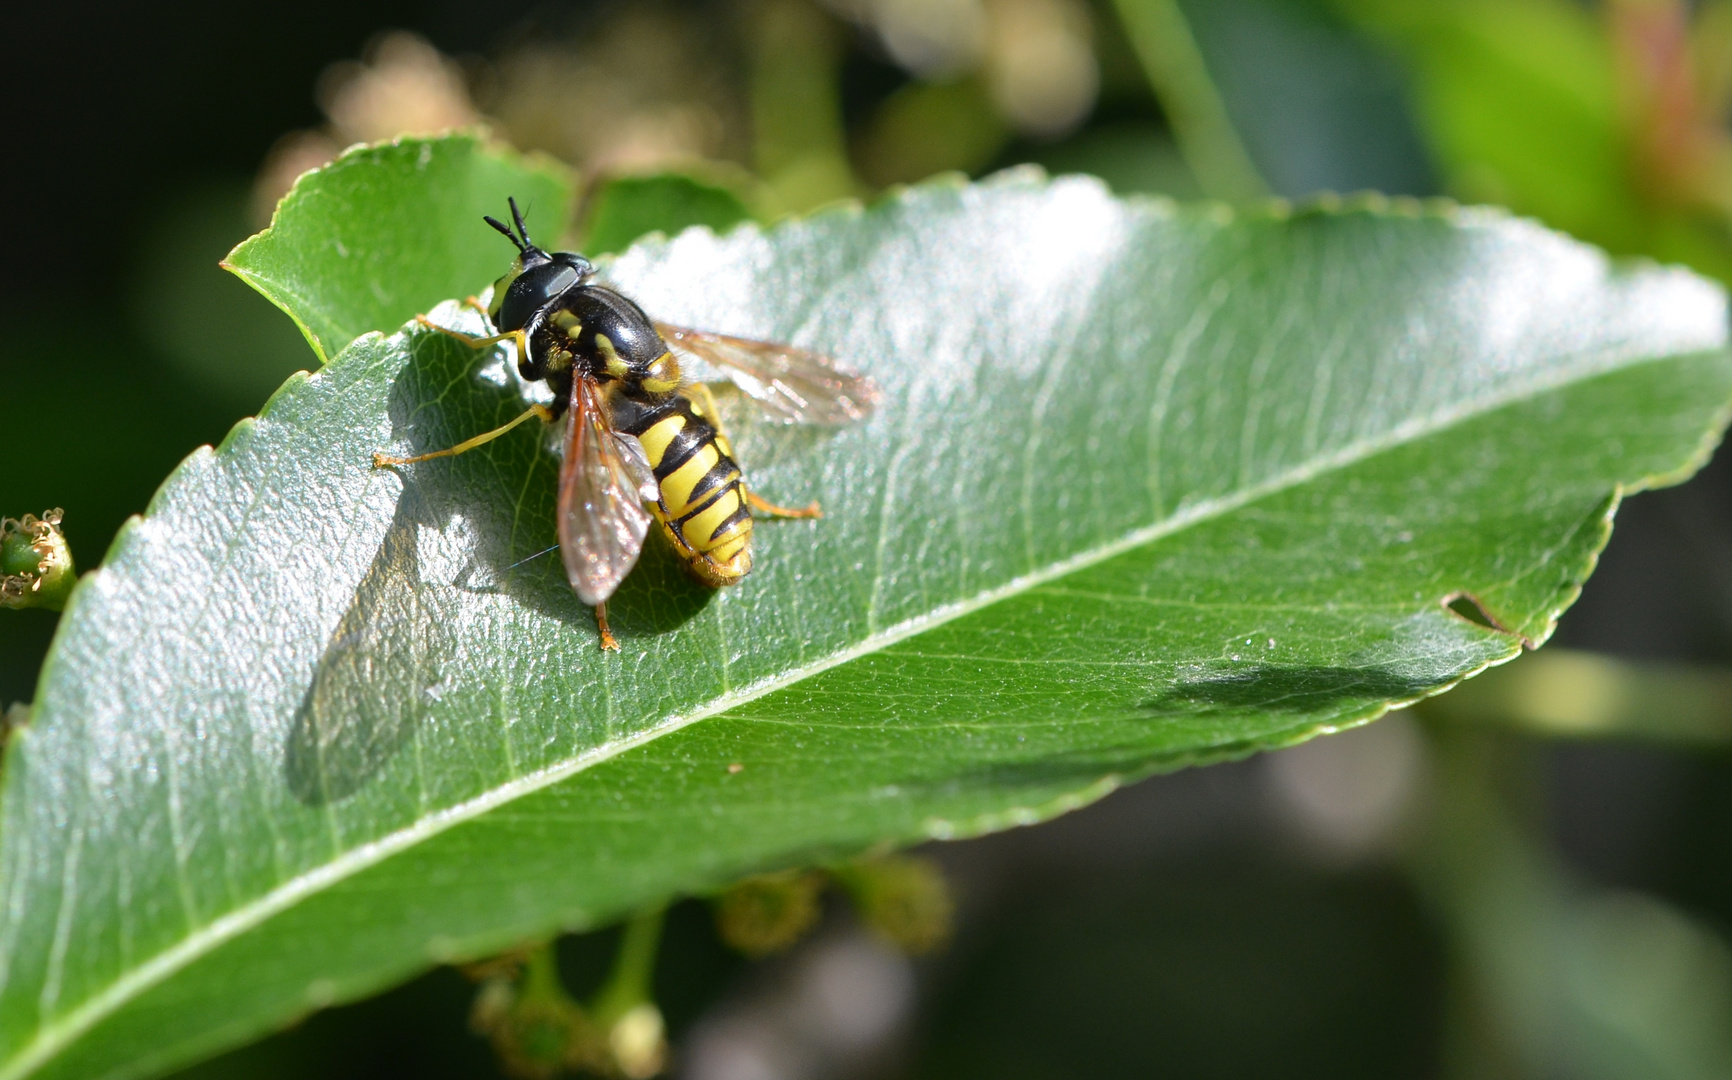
[558,377,652,605]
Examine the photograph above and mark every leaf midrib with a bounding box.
[0,342,1694,1080]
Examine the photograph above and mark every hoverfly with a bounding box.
[373,200,877,650]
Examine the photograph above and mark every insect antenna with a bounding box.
[483,214,526,253]
[508,197,536,249]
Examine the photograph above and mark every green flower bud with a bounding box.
[468,944,608,1079]
[833,855,954,956]
[467,913,670,1079]
[714,870,827,957]
[2,510,74,612]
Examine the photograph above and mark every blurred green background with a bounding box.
[6,1,1732,1077]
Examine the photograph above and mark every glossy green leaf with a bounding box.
[222,134,573,362]
[2,158,1729,1080]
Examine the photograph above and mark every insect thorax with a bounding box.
[526,285,672,387]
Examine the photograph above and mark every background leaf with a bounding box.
[1,146,1728,1080]
[1173,0,1438,198]
[579,172,755,257]
[1332,0,1732,285]
[1333,0,1632,236]
[222,134,573,361]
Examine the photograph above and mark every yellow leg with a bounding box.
[372,403,554,467]
[594,602,620,651]
[414,314,529,369]
[746,490,823,519]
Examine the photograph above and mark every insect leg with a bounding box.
[745,491,823,519]
[414,316,531,369]
[594,602,621,652]
[372,403,554,467]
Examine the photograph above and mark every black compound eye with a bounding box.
[497,263,579,332]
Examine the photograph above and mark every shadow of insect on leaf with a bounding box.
[1140,665,1442,719]
[285,490,454,806]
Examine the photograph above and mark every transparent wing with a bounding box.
[612,431,659,502]
[558,377,652,605]
[654,322,879,426]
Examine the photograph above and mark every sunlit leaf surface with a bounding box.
[1,142,1727,1080]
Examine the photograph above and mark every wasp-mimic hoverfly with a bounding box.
[374,199,877,650]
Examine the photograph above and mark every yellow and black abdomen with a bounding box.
[616,390,753,588]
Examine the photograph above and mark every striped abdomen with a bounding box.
[616,391,753,588]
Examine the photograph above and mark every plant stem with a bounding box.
[519,940,567,1002]
[589,906,667,1025]
[1109,0,1269,202]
